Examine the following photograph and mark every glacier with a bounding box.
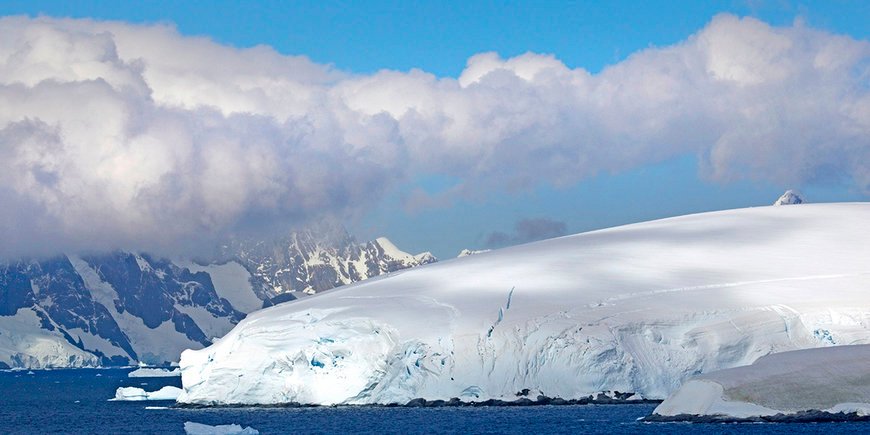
[652,344,870,419]
[178,203,870,406]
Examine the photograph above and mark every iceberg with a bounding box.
[178,203,870,406]
[652,344,870,420]
[183,422,259,435]
[112,386,182,401]
[128,367,182,378]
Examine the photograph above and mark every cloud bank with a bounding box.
[0,14,868,257]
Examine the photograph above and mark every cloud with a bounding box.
[485,218,568,248]
[0,14,868,258]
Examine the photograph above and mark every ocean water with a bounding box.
[1,369,868,434]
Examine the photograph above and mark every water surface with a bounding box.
[1,369,866,434]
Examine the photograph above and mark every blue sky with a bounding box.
[2,1,869,258]
[3,1,868,76]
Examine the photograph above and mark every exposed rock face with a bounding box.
[1,257,135,366]
[0,253,245,367]
[81,252,245,347]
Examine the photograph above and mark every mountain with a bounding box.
[0,253,244,368]
[224,226,436,297]
[178,203,870,406]
[0,232,435,369]
[774,189,805,205]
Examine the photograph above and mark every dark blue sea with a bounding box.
[1,369,868,434]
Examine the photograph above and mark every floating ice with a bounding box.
[128,367,182,378]
[112,386,182,401]
[183,422,259,435]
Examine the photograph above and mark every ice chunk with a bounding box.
[128,367,181,378]
[112,386,182,401]
[183,422,259,435]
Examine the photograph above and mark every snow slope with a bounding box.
[653,345,870,418]
[0,308,100,368]
[176,261,262,314]
[178,203,870,405]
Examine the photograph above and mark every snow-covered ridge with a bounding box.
[178,203,870,406]
[652,345,870,420]
[457,249,490,258]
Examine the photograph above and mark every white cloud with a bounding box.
[0,14,868,257]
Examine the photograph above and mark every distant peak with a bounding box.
[374,237,399,252]
[457,248,490,258]
[374,237,436,263]
[774,190,805,206]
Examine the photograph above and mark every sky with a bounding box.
[0,1,868,259]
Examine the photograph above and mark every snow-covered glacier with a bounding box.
[178,203,870,405]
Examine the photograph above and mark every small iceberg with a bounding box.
[184,422,259,435]
[111,386,182,401]
[128,367,181,378]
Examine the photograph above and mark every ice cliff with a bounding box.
[178,203,870,405]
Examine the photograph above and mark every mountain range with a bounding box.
[0,228,435,368]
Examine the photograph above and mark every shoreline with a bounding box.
[642,410,870,424]
[174,393,662,409]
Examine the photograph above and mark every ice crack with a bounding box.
[487,287,515,338]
